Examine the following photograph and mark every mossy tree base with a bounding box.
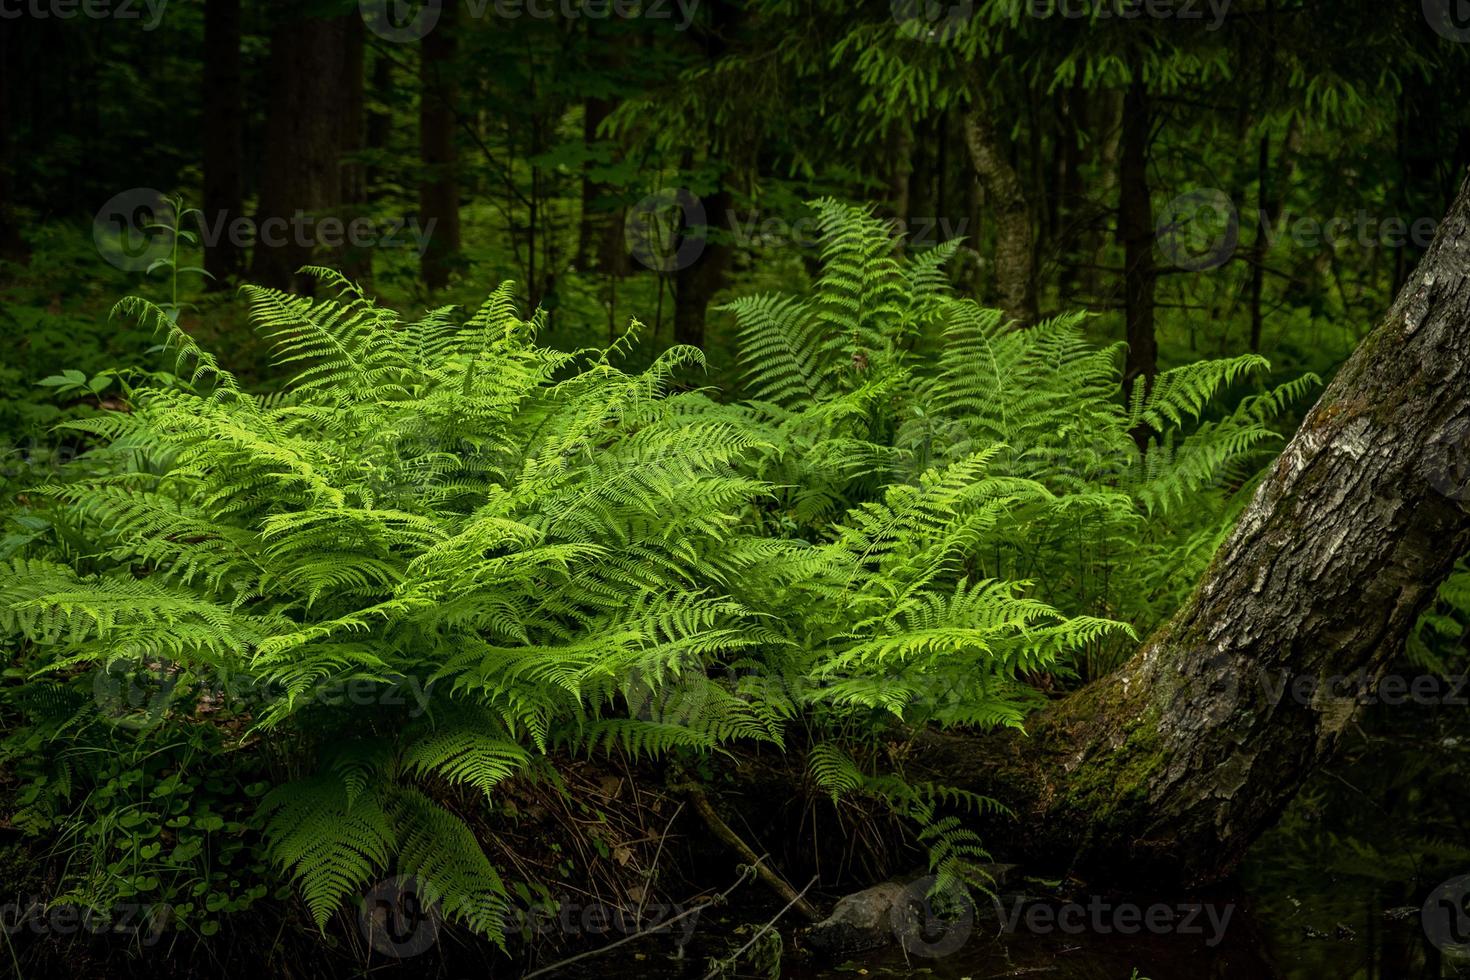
[908,173,1470,886]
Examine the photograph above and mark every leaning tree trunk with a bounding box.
[963,74,1036,327]
[917,170,1470,886]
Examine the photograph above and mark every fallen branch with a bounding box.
[676,780,822,922]
[522,858,762,980]
[700,874,819,980]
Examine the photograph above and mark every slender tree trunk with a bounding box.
[578,97,615,271]
[338,16,370,284]
[1027,86,1047,265]
[915,172,1470,886]
[1079,90,1123,302]
[906,116,932,247]
[251,9,350,292]
[888,123,913,228]
[1247,117,1300,352]
[0,22,25,261]
[670,0,744,348]
[419,1,461,291]
[1118,75,1156,400]
[1246,134,1272,353]
[673,187,733,349]
[934,109,949,240]
[366,55,392,194]
[203,0,245,286]
[963,77,1036,326]
[963,162,983,297]
[1056,76,1086,300]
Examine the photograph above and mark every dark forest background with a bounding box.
[4,0,1470,425]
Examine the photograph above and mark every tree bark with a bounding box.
[366,54,393,195]
[673,186,733,349]
[0,21,25,261]
[914,171,1470,887]
[419,1,461,291]
[887,122,913,229]
[250,9,350,292]
[578,96,623,274]
[963,79,1036,326]
[1055,77,1086,301]
[1079,89,1123,303]
[338,15,371,284]
[203,0,245,286]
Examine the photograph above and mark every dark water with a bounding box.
[600,702,1470,980]
[781,704,1470,980]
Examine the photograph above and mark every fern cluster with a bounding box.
[1,270,795,941]
[721,200,1316,679]
[0,204,1311,945]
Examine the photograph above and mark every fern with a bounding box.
[0,204,1317,945]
